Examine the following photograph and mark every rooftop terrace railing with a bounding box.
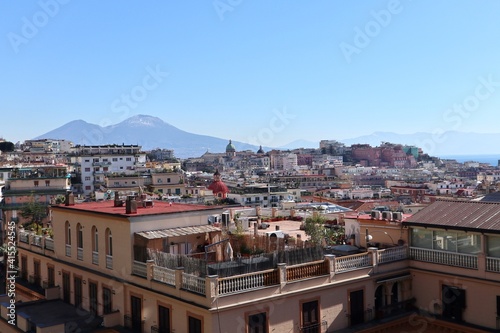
[409,247,478,269]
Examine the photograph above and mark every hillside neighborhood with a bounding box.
[1,135,500,332]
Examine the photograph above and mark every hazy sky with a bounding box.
[2,1,500,148]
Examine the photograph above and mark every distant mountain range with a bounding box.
[34,115,500,158]
[34,115,264,158]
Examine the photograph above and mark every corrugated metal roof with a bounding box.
[136,225,221,239]
[403,200,500,232]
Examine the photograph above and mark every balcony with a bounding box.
[300,320,327,333]
[77,247,83,261]
[132,260,147,278]
[124,315,144,332]
[409,247,478,269]
[17,231,55,256]
[65,244,71,257]
[140,246,409,300]
[45,238,54,251]
[106,255,113,269]
[92,251,99,265]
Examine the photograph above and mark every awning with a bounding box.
[136,225,221,240]
[376,273,411,284]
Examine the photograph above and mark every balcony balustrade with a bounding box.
[106,255,113,269]
[77,247,83,261]
[92,251,99,265]
[409,247,478,269]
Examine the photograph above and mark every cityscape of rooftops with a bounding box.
[2,2,500,333]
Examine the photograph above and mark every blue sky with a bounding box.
[2,0,500,148]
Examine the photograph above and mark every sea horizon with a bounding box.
[438,154,500,166]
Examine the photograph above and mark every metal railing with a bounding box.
[410,247,477,269]
[299,320,327,333]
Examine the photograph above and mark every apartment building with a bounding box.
[6,197,500,332]
[69,144,147,196]
[0,165,70,241]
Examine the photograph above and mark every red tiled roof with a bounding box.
[403,200,500,232]
[52,200,225,217]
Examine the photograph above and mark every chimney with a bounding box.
[126,195,137,214]
[114,191,123,207]
[275,225,280,231]
[65,191,75,206]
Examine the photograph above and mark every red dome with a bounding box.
[208,180,229,198]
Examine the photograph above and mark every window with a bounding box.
[106,228,113,256]
[85,167,91,172]
[158,305,171,333]
[103,287,113,314]
[89,281,98,315]
[126,157,132,161]
[34,180,39,187]
[301,300,319,333]
[85,176,91,181]
[45,180,50,186]
[167,178,171,183]
[65,221,71,245]
[77,223,83,249]
[31,259,41,285]
[103,158,108,162]
[112,158,118,162]
[21,256,27,280]
[47,265,55,287]
[85,185,91,190]
[84,159,90,162]
[74,276,83,308]
[103,167,109,172]
[188,315,202,333]
[93,158,99,162]
[92,226,98,252]
[248,312,267,333]
[114,182,120,186]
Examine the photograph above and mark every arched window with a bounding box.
[105,228,112,256]
[92,226,98,252]
[77,223,83,249]
[65,221,71,245]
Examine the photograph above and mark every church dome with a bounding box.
[226,140,236,152]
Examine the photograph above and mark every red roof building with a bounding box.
[207,169,229,199]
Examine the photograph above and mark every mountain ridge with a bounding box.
[34,115,500,158]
